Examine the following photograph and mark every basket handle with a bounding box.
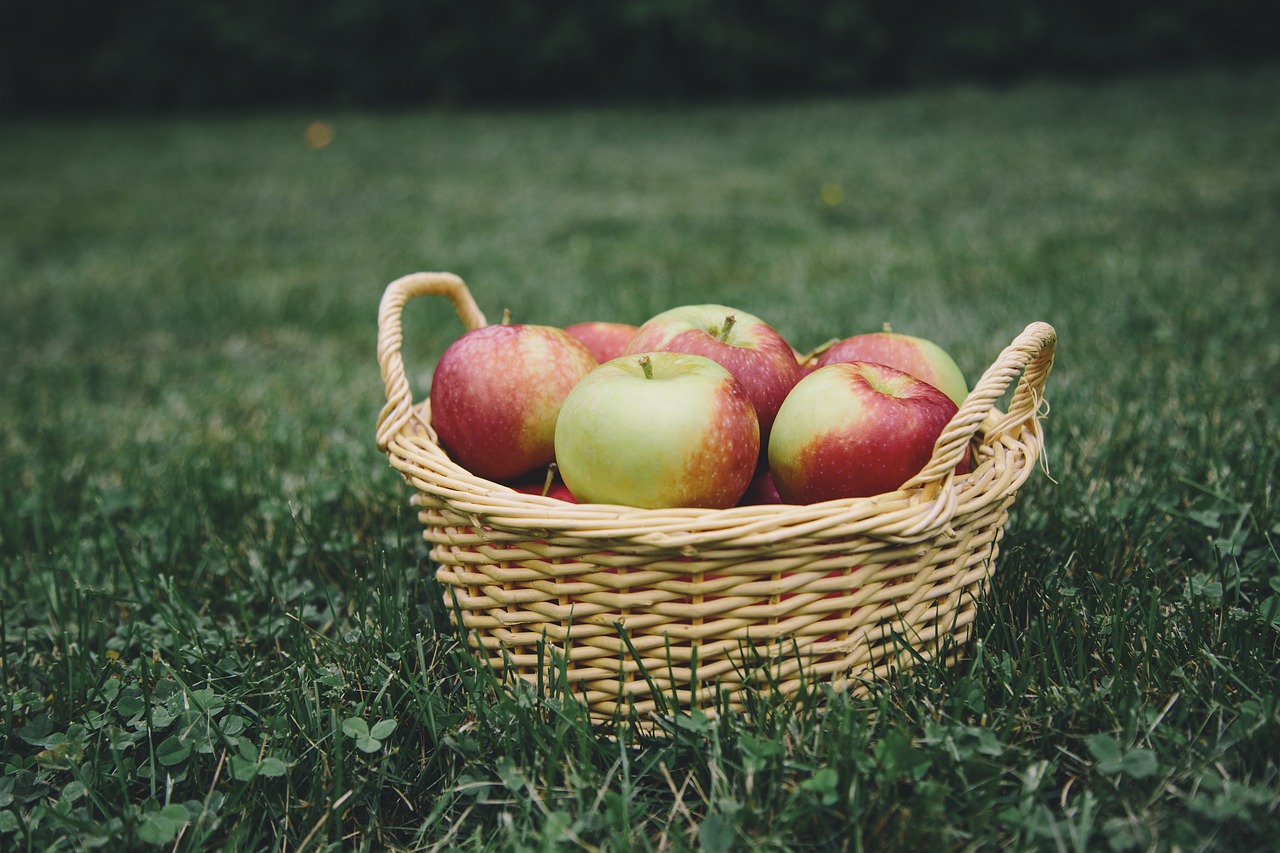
[904,321,1057,492]
[376,272,488,452]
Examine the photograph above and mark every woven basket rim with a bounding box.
[376,272,1056,549]
[382,402,1042,551]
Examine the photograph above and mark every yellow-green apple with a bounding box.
[816,328,968,405]
[622,305,802,443]
[430,324,597,481]
[768,361,960,502]
[564,321,639,363]
[554,352,759,508]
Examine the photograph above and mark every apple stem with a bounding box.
[638,354,654,379]
[801,337,840,363]
[502,308,513,325]
[541,464,556,497]
[718,314,737,341]
[882,321,893,333]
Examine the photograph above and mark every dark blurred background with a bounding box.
[4,0,1273,114]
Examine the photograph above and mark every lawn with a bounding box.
[2,65,1278,850]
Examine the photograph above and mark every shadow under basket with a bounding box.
[376,272,1056,724]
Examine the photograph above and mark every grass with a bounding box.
[2,65,1279,850]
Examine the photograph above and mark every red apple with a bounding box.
[509,480,579,503]
[622,304,802,442]
[505,465,580,503]
[768,361,960,503]
[794,337,838,377]
[564,321,639,364]
[430,324,598,481]
[791,347,820,377]
[798,355,822,377]
[817,328,968,406]
[738,469,782,506]
[554,352,759,508]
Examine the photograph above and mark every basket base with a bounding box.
[430,503,1008,723]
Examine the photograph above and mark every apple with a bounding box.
[505,465,580,503]
[791,347,820,377]
[622,304,802,442]
[509,480,579,503]
[768,361,960,503]
[564,321,639,364]
[738,469,782,505]
[817,327,968,406]
[794,337,838,377]
[554,352,759,508]
[430,323,598,481]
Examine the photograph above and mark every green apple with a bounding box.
[554,352,760,508]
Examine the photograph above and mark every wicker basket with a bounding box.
[376,272,1056,722]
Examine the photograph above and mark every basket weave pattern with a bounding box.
[376,272,1055,720]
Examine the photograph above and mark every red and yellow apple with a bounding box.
[564,321,639,364]
[622,304,802,443]
[768,361,960,503]
[553,352,759,508]
[430,324,597,481]
[817,328,968,406]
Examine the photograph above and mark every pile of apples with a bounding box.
[428,304,971,509]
